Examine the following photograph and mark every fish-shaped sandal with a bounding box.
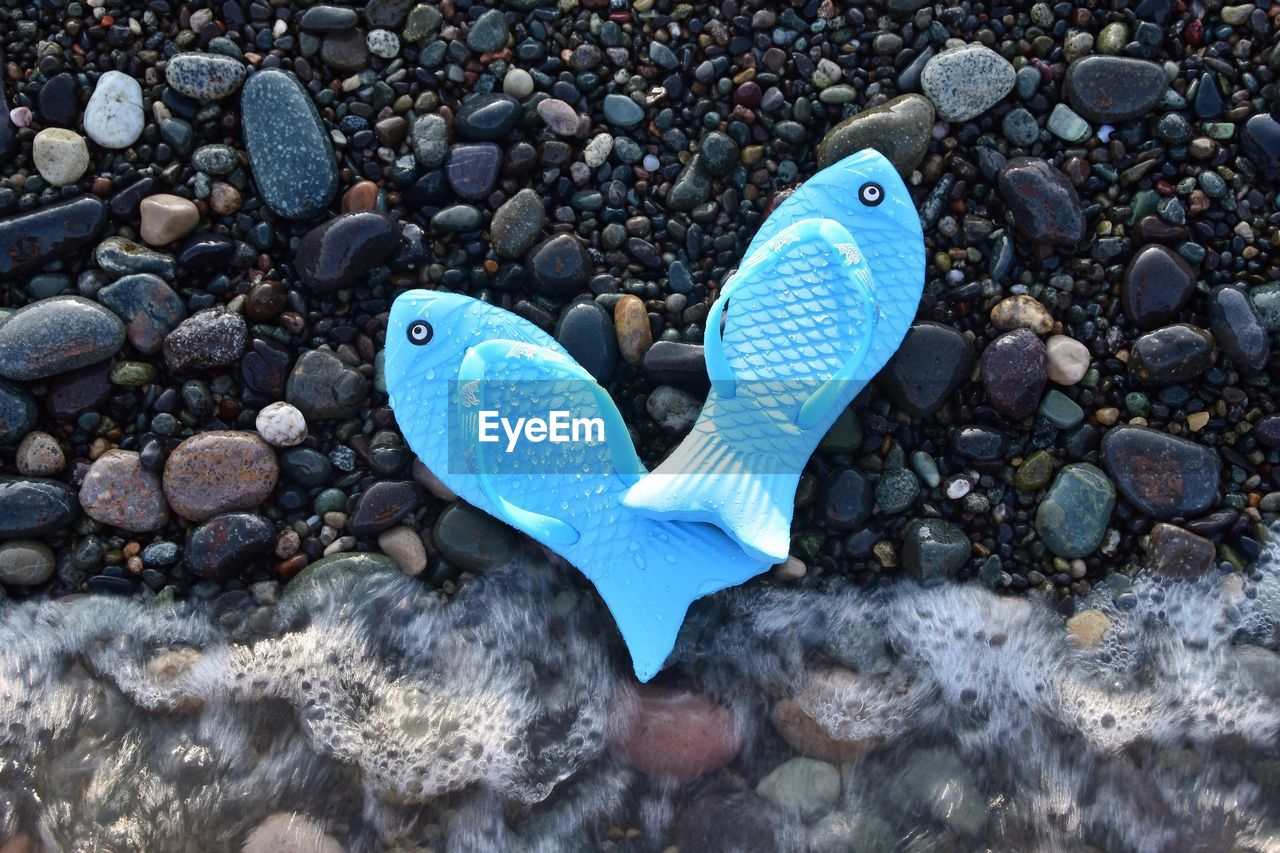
[622,217,884,563]
[385,290,771,681]
[746,148,925,343]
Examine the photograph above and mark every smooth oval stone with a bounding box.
[1101,425,1220,519]
[0,540,56,587]
[555,300,618,383]
[997,157,1085,246]
[0,196,108,277]
[980,329,1047,420]
[1063,56,1167,123]
[0,296,125,381]
[96,274,186,355]
[299,5,358,30]
[491,188,545,258]
[241,69,338,219]
[1128,324,1214,386]
[348,480,418,535]
[642,341,710,394]
[162,430,279,521]
[602,93,645,127]
[878,322,975,418]
[433,501,518,570]
[0,476,78,537]
[296,212,399,290]
[139,193,200,245]
[1122,244,1195,329]
[1035,463,1115,558]
[163,308,247,373]
[79,449,170,532]
[84,71,144,149]
[454,92,520,141]
[187,512,275,580]
[952,425,1008,464]
[444,142,502,201]
[816,94,934,176]
[37,72,78,127]
[615,293,653,365]
[1241,113,1280,181]
[165,52,246,100]
[0,379,36,445]
[529,233,591,296]
[1208,285,1269,371]
[176,232,235,270]
[285,349,369,420]
[280,446,332,486]
[920,43,1015,121]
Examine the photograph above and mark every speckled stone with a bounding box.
[1145,522,1216,577]
[79,449,170,532]
[163,308,247,373]
[162,430,279,521]
[240,69,338,219]
[1034,463,1115,558]
[165,52,246,100]
[0,476,78,537]
[31,128,89,186]
[1128,324,1215,386]
[920,44,1015,122]
[0,296,125,381]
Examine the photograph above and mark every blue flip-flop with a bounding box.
[385,291,771,681]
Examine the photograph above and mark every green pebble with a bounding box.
[1039,389,1084,429]
[1046,103,1090,142]
[314,488,347,515]
[110,361,157,386]
[1015,450,1056,491]
[1124,391,1150,417]
[1096,22,1129,54]
[819,407,862,453]
[910,451,941,488]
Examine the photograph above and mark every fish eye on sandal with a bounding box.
[407,320,434,345]
[858,182,884,206]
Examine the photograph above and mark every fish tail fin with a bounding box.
[623,424,796,564]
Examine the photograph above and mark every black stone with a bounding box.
[455,93,521,141]
[348,480,418,535]
[295,212,399,290]
[186,512,275,580]
[37,72,78,127]
[529,233,592,297]
[822,468,873,530]
[980,329,1047,420]
[555,300,619,383]
[878,322,975,417]
[1242,113,1280,181]
[176,233,236,271]
[1122,244,1195,329]
[241,337,293,399]
[1063,56,1167,123]
[952,426,1008,465]
[642,340,710,394]
[1128,324,1214,386]
[1208,286,1269,371]
[0,477,78,537]
[0,196,108,278]
[280,447,333,486]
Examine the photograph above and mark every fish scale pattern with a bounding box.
[385,292,768,681]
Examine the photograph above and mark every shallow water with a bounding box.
[3,537,1280,852]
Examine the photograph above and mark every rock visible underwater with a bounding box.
[4,539,1280,852]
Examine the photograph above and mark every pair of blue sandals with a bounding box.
[385,150,925,681]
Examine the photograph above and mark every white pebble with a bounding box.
[16,431,65,477]
[255,401,308,447]
[32,128,90,186]
[83,70,144,149]
[8,106,31,128]
[503,67,534,99]
[584,132,613,168]
[946,477,971,500]
[1045,334,1090,385]
[642,154,660,171]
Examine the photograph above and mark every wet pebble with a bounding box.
[83,71,144,149]
[530,234,591,297]
[444,142,502,201]
[0,196,107,277]
[1122,244,1195,329]
[920,44,1015,122]
[256,402,308,447]
[1063,56,1167,123]
[187,512,275,580]
[164,53,246,100]
[491,188,545,258]
[296,213,398,290]
[816,94,933,175]
[0,476,78,537]
[0,540,56,587]
[556,300,618,383]
[1101,426,1220,519]
[997,157,1085,246]
[286,349,369,420]
[431,501,517,571]
[877,322,974,418]
[0,296,125,381]
[31,128,89,186]
[1208,286,1269,371]
[980,329,1047,420]
[97,274,186,355]
[1128,324,1214,386]
[0,381,37,445]
[610,685,742,782]
[900,518,969,580]
[162,431,279,521]
[79,449,170,533]
[1035,463,1115,558]
[15,430,62,475]
[646,385,700,434]
[348,480,417,536]
[163,308,247,373]
[241,69,338,219]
